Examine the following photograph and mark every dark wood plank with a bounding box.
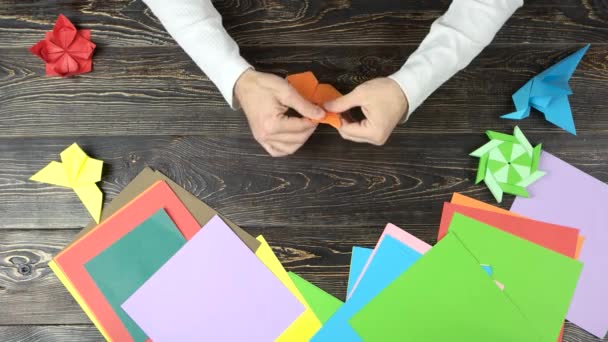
[1,44,606,137]
[0,325,102,342]
[0,230,89,324]
[2,133,608,229]
[2,1,608,340]
[1,230,607,341]
[562,326,608,342]
[0,0,606,48]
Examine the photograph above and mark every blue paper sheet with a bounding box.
[347,247,373,296]
[311,236,422,341]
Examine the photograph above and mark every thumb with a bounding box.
[282,89,325,120]
[324,89,363,113]
[339,119,373,139]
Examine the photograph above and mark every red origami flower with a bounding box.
[29,14,96,77]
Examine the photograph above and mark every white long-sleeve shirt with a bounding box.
[143,0,523,120]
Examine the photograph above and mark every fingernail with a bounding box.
[315,108,325,118]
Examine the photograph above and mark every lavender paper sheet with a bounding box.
[122,215,304,341]
[510,152,608,338]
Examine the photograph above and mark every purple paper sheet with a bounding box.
[122,215,304,342]
[510,152,608,338]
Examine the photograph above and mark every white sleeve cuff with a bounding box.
[214,56,251,109]
[389,67,421,123]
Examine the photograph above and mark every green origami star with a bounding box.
[470,126,545,203]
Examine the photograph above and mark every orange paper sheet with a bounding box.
[287,71,342,129]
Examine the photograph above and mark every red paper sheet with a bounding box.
[450,193,584,258]
[53,180,200,341]
[439,202,580,258]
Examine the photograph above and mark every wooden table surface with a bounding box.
[1,0,607,341]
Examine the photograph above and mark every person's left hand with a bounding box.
[235,69,324,157]
[324,77,409,146]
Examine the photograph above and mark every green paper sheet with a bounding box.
[84,209,186,342]
[447,213,582,342]
[349,233,541,342]
[288,272,343,324]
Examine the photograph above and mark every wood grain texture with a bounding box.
[2,133,608,230]
[0,0,607,48]
[1,45,607,137]
[0,325,102,342]
[0,230,88,325]
[2,0,608,340]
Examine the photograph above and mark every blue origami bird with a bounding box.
[501,44,590,135]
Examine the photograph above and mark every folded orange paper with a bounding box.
[287,72,342,129]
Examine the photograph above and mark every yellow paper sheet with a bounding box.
[255,236,323,341]
[30,143,103,222]
[48,260,111,341]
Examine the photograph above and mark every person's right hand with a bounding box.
[235,69,325,157]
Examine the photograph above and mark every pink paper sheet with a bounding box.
[346,223,431,299]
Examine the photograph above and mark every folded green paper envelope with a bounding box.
[84,208,187,342]
[447,213,582,342]
[349,232,541,341]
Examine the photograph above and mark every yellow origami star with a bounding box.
[30,143,103,222]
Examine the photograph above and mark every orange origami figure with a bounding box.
[286,72,342,129]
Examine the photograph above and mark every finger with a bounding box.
[339,120,387,146]
[282,88,325,120]
[260,141,289,157]
[267,141,302,156]
[268,127,316,145]
[273,115,317,134]
[259,116,313,138]
[338,129,373,144]
[324,88,364,113]
[339,119,374,140]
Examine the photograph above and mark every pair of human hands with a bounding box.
[234,69,409,157]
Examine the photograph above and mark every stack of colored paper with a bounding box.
[49,167,343,342]
[311,193,587,341]
[510,152,608,338]
[49,151,607,340]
